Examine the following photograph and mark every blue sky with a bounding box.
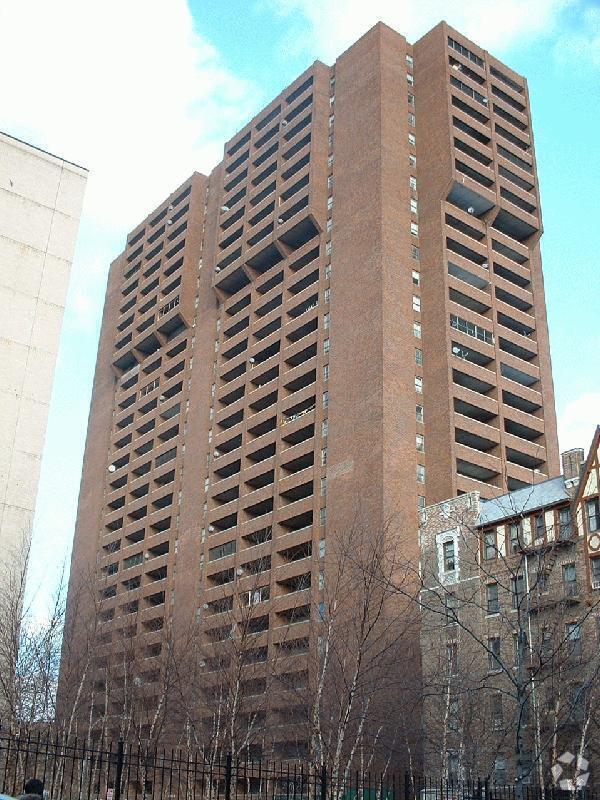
[0,0,598,618]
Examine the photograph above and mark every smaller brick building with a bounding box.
[419,425,600,788]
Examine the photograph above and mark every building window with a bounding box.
[415,348,423,366]
[415,376,423,393]
[563,563,578,597]
[327,175,333,191]
[586,498,600,533]
[406,54,414,67]
[320,477,327,496]
[324,287,331,303]
[323,364,330,382]
[483,530,496,560]
[412,295,421,313]
[408,112,416,127]
[319,507,327,526]
[326,218,333,233]
[409,175,417,191]
[491,694,503,730]
[328,114,334,128]
[323,338,330,355]
[322,419,329,438]
[508,522,521,553]
[412,269,420,286]
[323,312,330,329]
[566,622,582,657]
[443,540,455,571]
[319,539,326,558]
[409,154,417,169]
[445,592,458,624]
[591,556,600,589]
[325,262,332,280]
[416,464,426,483]
[321,447,328,466]
[494,758,507,786]
[407,73,414,86]
[411,244,420,260]
[486,582,499,614]
[327,198,333,213]
[450,314,493,345]
[322,391,329,409]
[413,321,422,339]
[418,495,426,510]
[328,133,333,150]
[559,507,572,539]
[448,696,459,731]
[446,641,458,676]
[209,540,236,562]
[410,198,418,215]
[416,433,425,452]
[410,221,419,236]
[488,637,501,671]
[408,93,415,107]
[512,574,525,609]
[325,241,332,256]
[534,512,545,541]
[416,404,424,423]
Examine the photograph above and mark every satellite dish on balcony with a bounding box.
[281,120,288,126]
[203,603,209,609]
[108,464,116,473]
[215,266,221,273]
[208,525,215,532]
[467,206,475,214]
[220,205,230,212]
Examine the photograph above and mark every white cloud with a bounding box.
[554,5,600,68]
[266,0,572,63]
[558,392,599,454]
[0,0,259,231]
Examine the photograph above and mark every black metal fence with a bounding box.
[1,723,598,800]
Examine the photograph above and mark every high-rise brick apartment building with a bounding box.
[61,21,560,757]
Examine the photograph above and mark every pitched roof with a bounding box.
[478,476,570,526]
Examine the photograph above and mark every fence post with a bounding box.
[225,752,232,800]
[404,771,410,800]
[114,740,124,800]
[321,763,327,800]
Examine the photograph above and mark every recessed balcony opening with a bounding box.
[220,226,244,250]
[290,268,319,296]
[495,287,532,312]
[212,486,240,506]
[216,264,250,296]
[211,512,238,532]
[129,483,148,500]
[506,447,545,470]
[225,148,249,175]
[256,103,280,132]
[279,541,312,563]
[499,337,536,362]
[289,293,318,319]
[452,369,494,395]
[451,342,493,367]
[283,132,311,161]
[205,623,235,643]
[147,565,168,582]
[240,555,271,576]
[248,222,274,248]
[248,416,277,439]
[257,269,284,295]
[221,361,247,385]
[493,208,537,242]
[242,646,268,665]
[242,526,272,547]
[252,341,280,366]
[148,541,169,558]
[125,529,145,545]
[226,294,251,318]
[155,469,175,487]
[146,591,165,608]
[448,261,489,290]
[245,617,270,636]
[254,141,278,169]
[285,342,317,368]
[251,365,279,389]
[214,458,242,480]
[492,238,528,265]
[114,350,137,373]
[252,160,278,188]
[275,637,309,656]
[132,460,151,478]
[456,459,499,483]
[279,217,318,250]
[280,451,314,476]
[282,396,315,424]
[446,236,488,266]
[218,409,244,431]
[249,390,278,414]
[452,116,491,145]
[497,144,533,174]
[497,312,535,337]
[150,516,171,533]
[222,338,248,361]
[498,165,534,192]
[284,369,316,394]
[455,159,494,189]
[279,510,313,533]
[219,386,246,408]
[445,213,486,240]
[158,425,179,443]
[453,137,493,167]
[250,180,276,208]
[249,201,275,228]
[277,196,310,227]
[256,293,283,318]
[247,442,277,464]
[505,419,543,442]
[507,477,530,491]
[218,434,243,455]
[494,259,531,289]
[224,316,249,340]
[283,112,311,142]
[455,428,497,452]
[454,397,496,423]
[287,317,318,344]
[245,498,274,519]
[449,287,490,315]
[500,362,538,388]
[128,506,147,521]
[282,423,314,447]
[221,205,245,231]
[280,481,314,505]
[254,317,282,341]
[207,567,235,587]
[502,390,540,415]
[280,174,309,204]
[281,153,310,182]
[451,96,488,125]
[245,470,275,491]
[206,595,234,616]
[277,573,311,594]
[276,604,310,626]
